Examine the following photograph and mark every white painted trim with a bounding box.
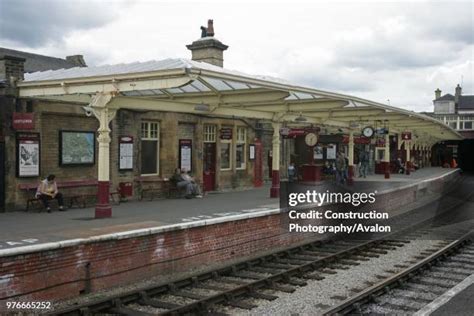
[413,274,474,316]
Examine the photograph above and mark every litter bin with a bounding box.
[119,182,133,197]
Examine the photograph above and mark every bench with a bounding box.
[136,177,178,200]
[19,180,121,211]
[136,176,204,200]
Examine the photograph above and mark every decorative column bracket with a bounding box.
[84,92,117,218]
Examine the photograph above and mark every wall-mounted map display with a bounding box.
[59,131,95,165]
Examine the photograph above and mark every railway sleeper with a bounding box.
[282,277,307,287]
[447,258,474,265]
[301,250,336,257]
[225,299,257,310]
[379,301,422,312]
[304,273,325,280]
[249,266,282,274]
[265,281,295,293]
[260,262,292,270]
[193,283,229,292]
[410,278,456,288]
[349,255,371,261]
[108,299,153,316]
[170,290,206,300]
[338,259,360,266]
[139,294,181,310]
[231,272,263,280]
[247,290,278,301]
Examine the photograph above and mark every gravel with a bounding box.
[233,239,452,316]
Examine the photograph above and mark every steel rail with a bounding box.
[322,231,473,315]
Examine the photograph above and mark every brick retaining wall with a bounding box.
[0,169,460,303]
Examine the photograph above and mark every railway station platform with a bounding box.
[0,167,462,303]
[0,167,459,251]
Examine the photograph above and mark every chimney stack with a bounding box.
[66,55,87,67]
[455,84,462,103]
[186,19,228,67]
[0,55,25,96]
[435,88,441,100]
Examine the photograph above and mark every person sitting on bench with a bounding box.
[36,174,65,212]
[170,168,202,199]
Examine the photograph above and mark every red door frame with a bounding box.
[203,142,216,192]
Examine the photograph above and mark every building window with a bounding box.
[464,121,473,130]
[141,121,159,175]
[204,124,217,142]
[449,122,457,129]
[220,142,231,170]
[235,127,246,170]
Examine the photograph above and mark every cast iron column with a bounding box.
[347,131,354,185]
[270,122,281,198]
[384,133,390,179]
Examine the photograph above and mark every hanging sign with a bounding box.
[17,133,40,177]
[401,132,412,141]
[220,128,233,140]
[179,139,192,172]
[119,136,134,170]
[342,135,371,144]
[280,128,309,139]
[12,113,34,130]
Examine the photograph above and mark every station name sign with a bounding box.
[280,127,321,139]
[12,112,34,130]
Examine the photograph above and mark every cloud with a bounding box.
[0,0,472,113]
[0,0,128,47]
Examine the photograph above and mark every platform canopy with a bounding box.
[18,58,462,142]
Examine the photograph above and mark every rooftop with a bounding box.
[0,47,86,73]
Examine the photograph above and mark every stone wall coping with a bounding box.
[0,168,460,258]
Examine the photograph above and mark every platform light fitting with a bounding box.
[295,114,307,122]
[194,104,211,112]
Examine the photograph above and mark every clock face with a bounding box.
[305,133,318,146]
[362,127,374,138]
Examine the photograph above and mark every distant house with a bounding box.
[426,84,474,139]
[0,47,86,74]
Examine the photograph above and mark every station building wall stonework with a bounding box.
[4,100,260,210]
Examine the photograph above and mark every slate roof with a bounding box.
[23,58,291,85]
[459,95,474,110]
[0,47,86,73]
[435,94,455,101]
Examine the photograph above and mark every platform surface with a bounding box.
[0,167,458,252]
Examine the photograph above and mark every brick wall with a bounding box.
[4,101,260,210]
[0,212,313,303]
[0,170,460,303]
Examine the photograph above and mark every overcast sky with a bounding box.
[1,0,473,112]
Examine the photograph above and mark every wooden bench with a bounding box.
[136,177,176,201]
[19,180,121,211]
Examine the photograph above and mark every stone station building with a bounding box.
[0,21,462,214]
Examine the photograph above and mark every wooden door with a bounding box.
[203,142,216,192]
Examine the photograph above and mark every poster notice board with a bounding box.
[119,136,134,170]
[17,132,40,177]
[179,139,192,172]
[326,143,337,160]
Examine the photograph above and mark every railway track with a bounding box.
[322,231,474,315]
[48,224,472,316]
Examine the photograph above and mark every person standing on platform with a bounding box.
[335,151,346,184]
[288,162,298,182]
[36,174,65,213]
[359,149,369,178]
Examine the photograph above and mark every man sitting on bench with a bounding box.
[171,168,203,199]
[36,174,65,212]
